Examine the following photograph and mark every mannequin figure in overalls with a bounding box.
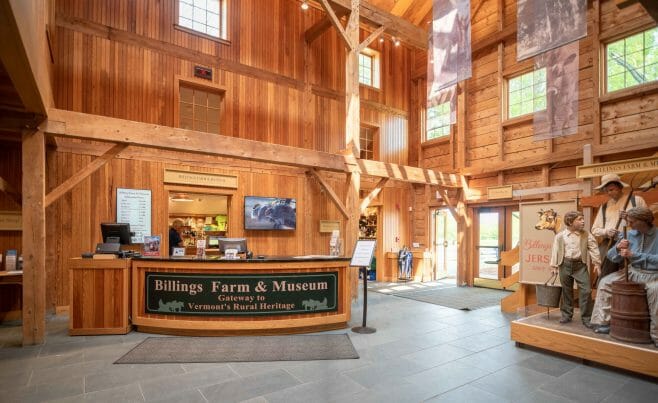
[398,246,413,280]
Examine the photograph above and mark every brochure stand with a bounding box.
[350,239,377,334]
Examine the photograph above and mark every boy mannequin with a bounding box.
[550,211,601,328]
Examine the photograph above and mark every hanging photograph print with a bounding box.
[533,42,579,140]
[427,31,456,126]
[428,0,472,95]
[517,0,587,61]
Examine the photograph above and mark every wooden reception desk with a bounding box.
[68,258,131,335]
[69,256,351,336]
[131,256,352,335]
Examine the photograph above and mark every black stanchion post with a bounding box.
[352,266,376,334]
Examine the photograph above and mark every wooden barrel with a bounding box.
[610,281,652,344]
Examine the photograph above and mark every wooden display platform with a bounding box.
[511,309,658,378]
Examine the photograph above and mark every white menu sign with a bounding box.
[350,239,376,267]
[116,188,151,243]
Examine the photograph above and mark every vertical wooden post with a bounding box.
[22,129,46,345]
[344,0,360,258]
[583,144,593,227]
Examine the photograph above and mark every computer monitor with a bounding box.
[217,237,247,254]
[207,236,220,248]
[100,222,132,245]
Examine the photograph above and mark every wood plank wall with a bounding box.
[0,141,22,315]
[411,0,658,248]
[53,0,411,158]
[0,0,415,312]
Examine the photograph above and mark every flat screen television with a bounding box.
[244,196,296,230]
[217,237,248,254]
[101,222,132,245]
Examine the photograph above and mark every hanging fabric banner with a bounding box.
[517,0,587,61]
[427,31,457,124]
[428,0,472,96]
[533,42,579,140]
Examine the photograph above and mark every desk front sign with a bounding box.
[145,272,338,316]
[164,169,238,189]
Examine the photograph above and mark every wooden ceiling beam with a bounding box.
[41,108,348,172]
[319,0,354,49]
[42,108,462,187]
[304,9,350,44]
[359,177,388,212]
[354,158,462,187]
[308,169,349,218]
[616,0,658,22]
[0,1,49,117]
[44,143,128,207]
[328,0,426,49]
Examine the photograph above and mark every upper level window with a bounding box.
[360,126,377,160]
[508,69,546,119]
[359,48,381,88]
[606,27,658,93]
[426,103,451,140]
[178,83,223,134]
[178,0,227,40]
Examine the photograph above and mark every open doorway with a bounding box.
[474,206,519,287]
[431,208,458,282]
[167,191,230,254]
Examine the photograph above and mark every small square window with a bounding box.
[426,103,452,140]
[605,27,658,93]
[507,69,547,119]
[178,83,223,135]
[177,0,227,40]
[359,49,380,88]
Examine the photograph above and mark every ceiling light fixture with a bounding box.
[379,37,385,43]
[301,1,309,10]
[393,37,401,47]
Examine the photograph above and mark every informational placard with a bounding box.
[116,188,151,243]
[0,211,21,231]
[350,239,376,267]
[319,220,340,233]
[519,199,576,285]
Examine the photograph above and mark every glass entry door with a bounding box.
[432,209,458,280]
[475,206,519,282]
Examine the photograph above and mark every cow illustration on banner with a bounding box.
[520,200,576,285]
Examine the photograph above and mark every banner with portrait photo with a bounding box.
[533,42,579,140]
[517,0,586,61]
[519,199,576,285]
[428,0,472,95]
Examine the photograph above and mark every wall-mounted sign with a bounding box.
[487,185,513,200]
[519,199,576,285]
[164,169,238,189]
[0,211,21,231]
[576,156,658,178]
[194,65,212,80]
[117,188,152,243]
[319,220,340,233]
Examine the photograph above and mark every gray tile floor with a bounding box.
[1,282,656,402]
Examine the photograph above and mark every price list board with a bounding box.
[116,188,151,243]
